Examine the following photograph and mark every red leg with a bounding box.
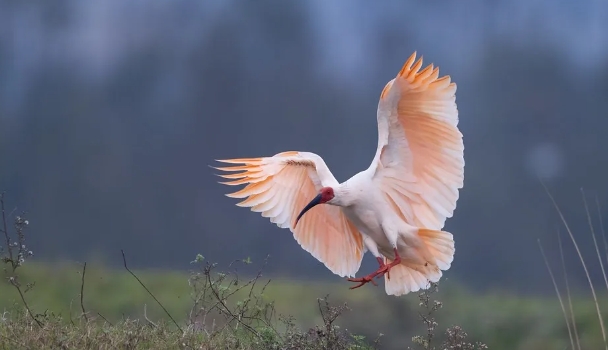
[347,250,402,289]
[347,257,385,289]
[375,248,401,281]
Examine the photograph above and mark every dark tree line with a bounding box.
[1,0,607,294]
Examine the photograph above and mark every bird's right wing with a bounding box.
[214,151,365,278]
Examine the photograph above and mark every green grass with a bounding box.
[0,308,377,350]
[1,258,385,350]
[0,259,606,349]
[2,192,608,349]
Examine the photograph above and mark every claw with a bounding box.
[346,257,385,289]
[347,275,378,289]
[347,249,402,290]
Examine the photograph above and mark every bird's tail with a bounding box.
[384,228,455,296]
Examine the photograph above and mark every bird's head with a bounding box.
[294,187,335,228]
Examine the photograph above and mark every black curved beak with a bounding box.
[294,193,322,228]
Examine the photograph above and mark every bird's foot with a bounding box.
[346,257,390,289]
[347,274,379,289]
[347,249,402,289]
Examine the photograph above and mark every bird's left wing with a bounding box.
[369,52,465,230]
[214,151,365,277]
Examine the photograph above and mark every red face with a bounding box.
[319,187,335,203]
[294,186,335,228]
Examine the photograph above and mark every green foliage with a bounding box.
[0,302,382,350]
[407,283,487,350]
[1,197,382,349]
[3,259,608,349]
[14,258,608,349]
[0,254,382,350]
[4,193,608,349]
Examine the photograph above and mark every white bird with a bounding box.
[214,52,464,296]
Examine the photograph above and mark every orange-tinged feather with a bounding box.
[382,227,454,295]
[215,157,263,164]
[215,152,365,278]
[427,67,440,83]
[236,193,263,207]
[218,177,262,186]
[375,52,464,232]
[225,178,272,198]
[399,51,417,76]
[432,75,452,87]
[216,172,252,179]
[276,151,299,157]
[380,81,393,100]
[406,57,424,80]
[212,165,259,172]
[416,64,434,81]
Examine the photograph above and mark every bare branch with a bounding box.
[8,277,42,328]
[143,304,158,328]
[96,312,113,326]
[80,262,88,322]
[204,264,260,337]
[1,193,14,268]
[1,194,41,328]
[120,249,183,333]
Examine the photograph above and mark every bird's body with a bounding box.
[316,168,425,264]
[215,52,464,296]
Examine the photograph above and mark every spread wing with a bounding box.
[214,151,365,277]
[369,52,465,230]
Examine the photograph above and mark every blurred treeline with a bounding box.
[1,0,608,295]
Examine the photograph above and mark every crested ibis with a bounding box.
[214,52,464,296]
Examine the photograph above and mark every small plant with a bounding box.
[185,254,381,349]
[0,192,40,328]
[284,295,382,350]
[0,189,379,349]
[408,282,488,350]
[1,190,486,349]
[186,253,277,340]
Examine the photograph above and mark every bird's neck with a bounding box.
[331,183,357,207]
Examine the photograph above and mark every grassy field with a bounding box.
[1,193,607,349]
[1,257,606,349]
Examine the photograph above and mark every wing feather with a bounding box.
[371,52,464,230]
[215,151,365,277]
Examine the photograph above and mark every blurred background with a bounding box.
[1,0,608,348]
